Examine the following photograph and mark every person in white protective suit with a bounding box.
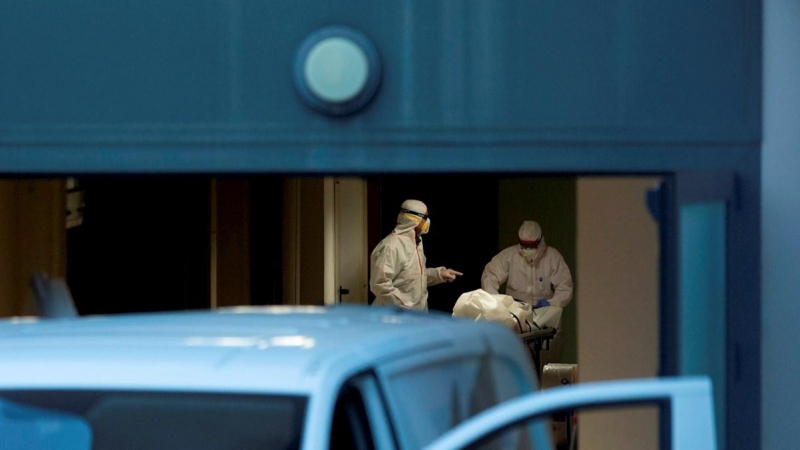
[482,221,573,365]
[370,199,463,311]
[481,221,573,313]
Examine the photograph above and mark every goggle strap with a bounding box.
[401,209,428,220]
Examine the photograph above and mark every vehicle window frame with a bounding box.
[330,372,397,450]
[329,383,375,450]
[420,377,716,450]
[377,355,491,450]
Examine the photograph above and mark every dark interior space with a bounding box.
[250,177,284,305]
[67,177,211,314]
[66,175,568,316]
[370,175,500,313]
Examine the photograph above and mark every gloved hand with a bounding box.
[534,299,550,308]
[440,268,464,282]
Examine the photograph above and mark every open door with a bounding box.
[334,177,369,304]
[421,377,717,450]
[654,170,738,450]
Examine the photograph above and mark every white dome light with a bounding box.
[294,26,382,116]
[303,37,369,103]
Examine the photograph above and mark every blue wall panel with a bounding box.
[0,2,231,123]
[0,0,760,169]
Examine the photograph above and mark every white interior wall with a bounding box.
[577,177,661,449]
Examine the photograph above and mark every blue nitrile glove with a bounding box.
[534,299,550,308]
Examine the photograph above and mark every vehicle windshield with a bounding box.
[0,390,306,450]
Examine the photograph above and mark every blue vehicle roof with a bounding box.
[0,305,519,396]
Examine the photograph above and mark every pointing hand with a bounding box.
[441,269,463,282]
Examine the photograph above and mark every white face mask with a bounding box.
[520,248,538,259]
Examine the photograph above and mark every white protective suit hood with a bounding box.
[518,221,547,263]
[395,199,429,235]
[518,221,542,242]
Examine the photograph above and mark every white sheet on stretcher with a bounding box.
[452,289,562,332]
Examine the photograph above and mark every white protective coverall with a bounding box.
[481,223,573,309]
[370,202,445,311]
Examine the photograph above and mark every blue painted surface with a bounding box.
[0,0,760,173]
[0,399,92,450]
[763,1,800,449]
[680,203,726,449]
[0,145,755,174]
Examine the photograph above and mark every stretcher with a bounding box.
[452,289,560,374]
[519,327,557,376]
[516,323,572,450]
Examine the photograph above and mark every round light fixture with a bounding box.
[294,26,381,116]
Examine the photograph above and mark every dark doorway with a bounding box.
[67,177,211,314]
[250,177,284,305]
